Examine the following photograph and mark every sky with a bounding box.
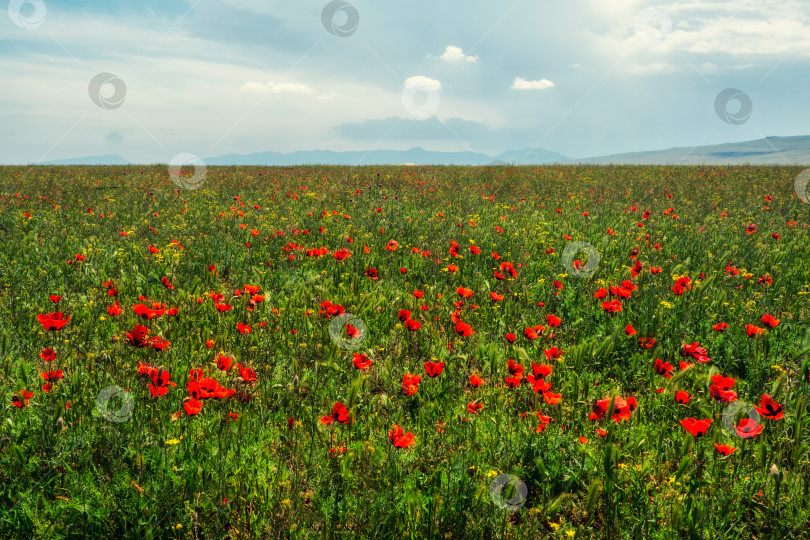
[1,0,808,164]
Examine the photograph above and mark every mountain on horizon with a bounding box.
[39,154,132,166]
[572,135,810,165]
[29,135,810,166]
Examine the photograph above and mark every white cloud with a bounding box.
[403,75,442,91]
[616,1,810,57]
[241,81,317,95]
[438,45,478,63]
[511,77,555,90]
[569,63,581,69]
[700,62,758,74]
[627,62,676,75]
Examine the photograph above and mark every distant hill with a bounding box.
[492,148,571,164]
[206,148,513,166]
[572,135,810,165]
[39,154,132,165]
[29,135,810,166]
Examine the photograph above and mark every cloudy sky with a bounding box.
[1,0,807,163]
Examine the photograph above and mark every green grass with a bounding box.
[0,164,809,539]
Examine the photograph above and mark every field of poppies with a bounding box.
[1,164,809,539]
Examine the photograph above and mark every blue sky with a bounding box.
[1,0,807,163]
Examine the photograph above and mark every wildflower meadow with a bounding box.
[1,164,809,539]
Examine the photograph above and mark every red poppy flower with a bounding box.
[215,353,234,372]
[126,325,150,347]
[546,314,562,327]
[236,323,252,335]
[405,318,421,331]
[389,424,415,448]
[675,390,692,404]
[12,390,34,408]
[40,348,56,362]
[40,370,64,387]
[161,277,174,290]
[104,301,122,316]
[507,359,524,379]
[639,337,656,349]
[543,392,562,405]
[469,374,484,388]
[236,363,257,383]
[536,414,552,433]
[133,304,165,320]
[680,418,712,437]
[467,401,483,414]
[365,268,379,280]
[345,323,359,339]
[455,321,475,337]
[625,324,637,336]
[352,353,372,370]
[745,324,765,338]
[594,288,608,299]
[37,312,70,331]
[148,336,171,351]
[712,322,729,332]
[610,286,632,299]
[490,292,504,302]
[402,373,422,396]
[761,314,780,328]
[654,358,674,379]
[735,418,763,439]
[714,443,737,456]
[544,347,563,361]
[413,290,424,299]
[424,361,445,377]
[500,261,518,278]
[320,402,351,425]
[681,342,712,363]
[447,264,459,272]
[754,394,784,420]
[505,332,517,343]
[184,398,203,416]
[456,287,474,298]
[398,309,412,322]
[49,295,62,303]
[601,300,622,313]
[590,396,633,423]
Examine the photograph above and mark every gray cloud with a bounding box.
[105,130,123,144]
